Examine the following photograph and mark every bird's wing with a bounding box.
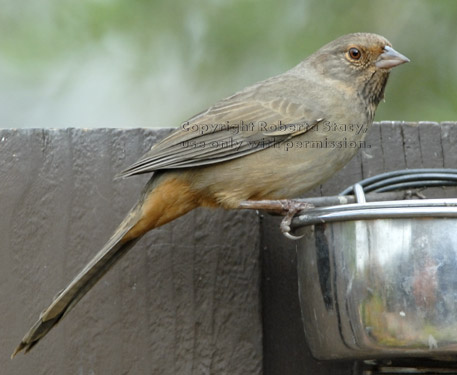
[119,80,325,178]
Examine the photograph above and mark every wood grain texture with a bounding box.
[2,123,457,375]
[1,129,261,375]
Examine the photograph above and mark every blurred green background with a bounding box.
[1,0,456,128]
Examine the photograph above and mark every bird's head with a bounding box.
[309,33,409,106]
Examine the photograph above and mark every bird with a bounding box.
[12,32,409,357]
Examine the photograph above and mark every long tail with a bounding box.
[12,173,200,358]
[11,202,144,358]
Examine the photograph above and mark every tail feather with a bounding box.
[11,173,197,359]
[11,204,143,358]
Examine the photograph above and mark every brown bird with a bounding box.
[12,32,409,357]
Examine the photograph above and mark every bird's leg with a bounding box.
[238,199,314,240]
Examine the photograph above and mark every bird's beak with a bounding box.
[376,46,410,69]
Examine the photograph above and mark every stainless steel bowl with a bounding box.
[295,198,457,360]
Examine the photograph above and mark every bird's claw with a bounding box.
[237,199,313,239]
[281,227,304,240]
[279,200,313,240]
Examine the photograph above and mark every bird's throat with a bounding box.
[363,70,390,107]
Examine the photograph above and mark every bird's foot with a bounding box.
[278,200,314,240]
[238,199,314,240]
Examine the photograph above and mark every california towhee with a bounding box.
[12,32,409,357]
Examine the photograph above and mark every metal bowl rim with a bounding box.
[293,198,457,227]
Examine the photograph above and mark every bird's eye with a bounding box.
[348,47,361,60]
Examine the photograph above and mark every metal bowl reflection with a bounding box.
[295,199,457,360]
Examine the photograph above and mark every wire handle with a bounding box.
[340,168,457,196]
